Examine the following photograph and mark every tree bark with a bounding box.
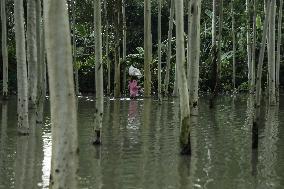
[14,0,29,134]
[276,0,283,101]
[27,0,38,109]
[217,0,223,77]
[36,0,45,123]
[104,0,111,96]
[268,0,276,105]
[144,0,152,97]
[251,0,256,93]
[158,0,162,102]
[175,0,191,155]
[246,0,253,92]
[164,0,174,96]
[256,0,271,108]
[188,0,201,115]
[93,0,104,145]
[122,0,127,96]
[1,0,8,99]
[231,0,236,90]
[72,0,79,96]
[44,0,79,188]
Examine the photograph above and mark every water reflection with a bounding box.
[1,96,284,189]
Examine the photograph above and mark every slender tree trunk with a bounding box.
[27,0,38,109]
[246,0,252,92]
[114,46,121,97]
[144,0,152,97]
[251,0,256,93]
[209,0,218,108]
[276,0,283,101]
[114,8,121,98]
[93,0,104,145]
[72,0,79,96]
[175,0,191,155]
[268,0,276,105]
[104,0,111,96]
[44,0,79,188]
[1,0,8,99]
[231,0,236,90]
[36,0,45,123]
[14,0,29,134]
[217,0,223,77]
[122,0,127,96]
[188,0,201,115]
[164,0,174,96]
[158,0,162,102]
[256,1,271,108]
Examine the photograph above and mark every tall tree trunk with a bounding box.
[44,0,79,188]
[217,0,223,77]
[27,0,38,109]
[114,7,121,98]
[144,0,152,97]
[209,0,218,108]
[122,0,127,96]
[231,0,236,90]
[72,0,79,96]
[104,0,111,96]
[1,0,8,99]
[251,0,256,93]
[158,0,162,102]
[114,44,121,97]
[246,0,253,92]
[276,0,283,101]
[268,0,276,105]
[256,1,271,108]
[188,0,201,115]
[175,0,191,155]
[164,0,174,96]
[14,0,29,134]
[36,0,45,123]
[93,0,104,145]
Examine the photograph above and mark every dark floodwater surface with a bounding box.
[0,95,284,189]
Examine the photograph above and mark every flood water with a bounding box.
[0,95,284,189]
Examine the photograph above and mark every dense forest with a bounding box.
[1,0,284,188]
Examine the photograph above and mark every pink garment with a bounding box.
[128,80,140,97]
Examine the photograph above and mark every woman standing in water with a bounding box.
[128,76,140,99]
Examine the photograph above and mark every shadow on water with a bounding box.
[1,95,284,189]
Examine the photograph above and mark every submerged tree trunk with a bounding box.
[188,0,201,115]
[158,0,162,102]
[122,0,127,96]
[44,0,79,188]
[276,0,283,101]
[93,0,104,145]
[256,1,270,108]
[251,0,256,93]
[27,0,38,109]
[268,0,276,105]
[209,0,218,108]
[14,0,29,134]
[104,0,110,96]
[144,0,152,97]
[1,0,8,99]
[114,47,121,98]
[175,0,191,155]
[164,0,174,96]
[246,0,253,92]
[231,0,236,90]
[36,0,45,123]
[217,0,223,77]
[72,0,79,96]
